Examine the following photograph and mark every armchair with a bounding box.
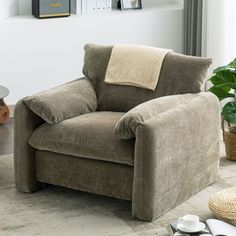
[14,44,220,221]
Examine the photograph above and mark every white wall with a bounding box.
[0,0,19,19]
[0,0,31,17]
[203,0,236,90]
[18,0,31,14]
[174,0,184,5]
[203,0,236,68]
[0,2,184,104]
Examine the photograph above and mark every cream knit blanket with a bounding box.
[105,45,172,90]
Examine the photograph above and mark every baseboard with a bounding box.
[9,105,15,118]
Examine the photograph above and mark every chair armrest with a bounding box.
[14,99,45,192]
[114,93,214,139]
[132,92,221,221]
[14,77,97,192]
[24,77,97,124]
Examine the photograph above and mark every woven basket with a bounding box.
[209,187,236,226]
[222,119,236,161]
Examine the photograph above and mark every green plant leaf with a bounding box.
[229,58,236,69]
[214,65,233,73]
[209,75,225,85]
[213,82,236,90]
[209,58,236,102]
[210,70,236,86]
[214,58,236,73]
[216,70,236,83]
[222,102,236,123]
[208,87,235,100]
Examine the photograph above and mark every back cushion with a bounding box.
[83,44,212,112]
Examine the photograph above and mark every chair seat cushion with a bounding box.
[28,112,135,166]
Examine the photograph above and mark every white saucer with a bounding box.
[177,222,206,233]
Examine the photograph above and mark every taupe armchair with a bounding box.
[14,44,220,221]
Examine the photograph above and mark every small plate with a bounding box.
[177,222,206,233]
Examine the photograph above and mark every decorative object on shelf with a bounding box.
[209,58,236,161]
[0,86,10,124]
[209,187,236,226]
[119,0,142,10]
[32,0,71,19]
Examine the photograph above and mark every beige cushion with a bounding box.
[29,112,135,166]
[209,187,236,226]
[83,44,212,112]
[24,78,97,124]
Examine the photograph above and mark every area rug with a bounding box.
[0,151,235,236]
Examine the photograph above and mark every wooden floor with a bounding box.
[0,118,14,155]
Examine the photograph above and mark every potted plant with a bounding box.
[209,58,236,161]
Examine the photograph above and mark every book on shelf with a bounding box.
[86,0,97,15]
[106,0,112,12]
[71,0,82,15]
[82,0,87,15]
[71,0,112,15]
[166,219,236,236]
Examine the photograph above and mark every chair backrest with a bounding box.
[83,44,212,112]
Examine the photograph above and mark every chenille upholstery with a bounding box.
[83,44,212,112]
[24,78,97,124]
[29,112,135,166]
[14,44,220,221]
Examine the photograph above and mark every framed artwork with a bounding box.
[120,0,142,10]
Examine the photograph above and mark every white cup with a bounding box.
[178,214,200,231]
